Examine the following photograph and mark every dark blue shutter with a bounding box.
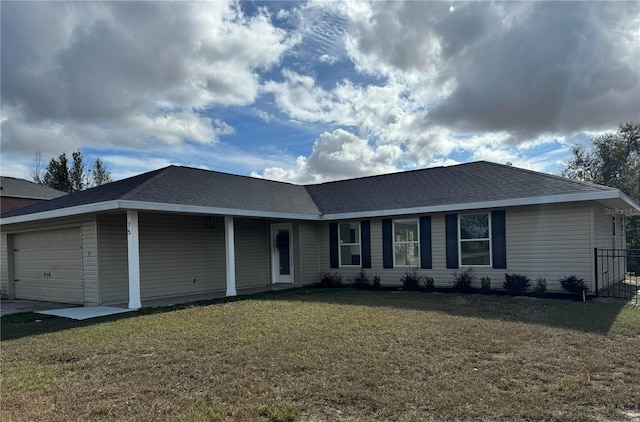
[382,219,393,268]
[361,220,371,268]
[329,223,338,268]
[445,214,459,269]
[419,216,432,269]
[491,210,506,269]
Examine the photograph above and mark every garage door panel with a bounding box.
[13,228,84,304]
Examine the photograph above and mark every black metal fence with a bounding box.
[594,248,640,304]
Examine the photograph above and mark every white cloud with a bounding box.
[1,1,293,156]
[255,129,402,184]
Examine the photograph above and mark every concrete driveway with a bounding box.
[0,299,79,316]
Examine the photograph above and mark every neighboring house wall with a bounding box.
[235,218,270,289]
[1,197,42,212]
[0,216,99,305]
[138,213,226,301]
[319,203,594,292]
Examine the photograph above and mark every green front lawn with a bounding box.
[2,289,639,421]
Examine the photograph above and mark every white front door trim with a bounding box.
[271,223,294,284]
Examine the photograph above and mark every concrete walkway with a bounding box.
[1,299,79,316]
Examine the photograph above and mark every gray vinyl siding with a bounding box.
[0,216,98,304]
[98,214,128,305]
[81,220,99,305]
[138,213,226,301]
[320,203,594,292]
[234,218,270,289]
[297,221,320,285]
[292,223,301,284]
[0,232,9,298]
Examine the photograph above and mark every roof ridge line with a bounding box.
[120,166,174,200]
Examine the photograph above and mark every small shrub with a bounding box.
[425,276,435,290]
[503,273,530,294]
[372,274,381,290]
[400,268,424,291]
[452,268,475,292]
[352,269,371,289]
[559,275,587,293]
[317,271,342,287]
[534,277,547,295]
[480,276,491,293]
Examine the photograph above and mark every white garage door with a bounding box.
[13,228,84,304]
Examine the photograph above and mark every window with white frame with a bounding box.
[339,222,361,266]
[459,213,491,266]
[394,219,419,266]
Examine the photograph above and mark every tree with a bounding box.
[562,122,640,248]
[43,153,72,192]
[41,150,112,192]
[70,150,86,192]
[89,158,112,187]
[29,150,44,184]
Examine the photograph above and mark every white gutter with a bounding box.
[0,199,320,225]
[1,189,637,226]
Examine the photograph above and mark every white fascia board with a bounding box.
[320,190,623,221]
[0,200,320,226]
[115,200,319,220]
[2,189,633,226]
[0,201,123,225]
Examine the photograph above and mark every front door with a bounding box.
[271,224,293,284]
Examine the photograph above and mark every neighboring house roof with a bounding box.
[1,161,638,224]
[0,176,67,200]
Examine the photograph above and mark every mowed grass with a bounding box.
[1,289,639,422]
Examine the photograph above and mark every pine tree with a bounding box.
[70,150,85,192]
[90,158,112,187]
[43,153,72,192]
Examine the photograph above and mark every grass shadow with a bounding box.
[255,287,637,336]
[2,287,637,341]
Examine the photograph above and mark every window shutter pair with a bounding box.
[382,217,432,269]
[445,210,506,269]
[330,221,371,268]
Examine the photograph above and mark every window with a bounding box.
[459,213,491,266]
[339,222,361,266]
[394,219,419,266]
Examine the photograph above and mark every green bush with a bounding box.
[480,276,491,293]
[352,269,371,289]
[559,275,587,293]
[372,274,381,290]
[317,271,342,287]
[425,276,435,290]
[534,277,547,295]
[400,268,424,291]
[452,268,475,292]
[503,273,530,294]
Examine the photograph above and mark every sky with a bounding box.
[1,1,639,184]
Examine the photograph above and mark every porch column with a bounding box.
[127,210,142,309]
[225,216,237,296]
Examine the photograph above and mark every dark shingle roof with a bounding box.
[305,161,615,214]
[1,166,319,218]
[0,177,67,200]
[0,161,619,220]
